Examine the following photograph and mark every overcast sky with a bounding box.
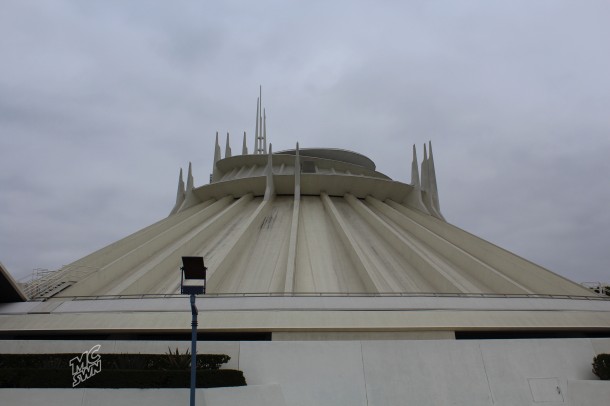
[1,1,609,287]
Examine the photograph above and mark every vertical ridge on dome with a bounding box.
[321,193,380,292]
[169,167,185,216]
[285,143,301,292]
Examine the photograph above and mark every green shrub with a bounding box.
[0,368,246,388]
[104,354,153,370]
[160,347,193,370]
[592,353,610,380]
[0,354,75,369]
[0,352,241,388]
[196,354,231,370]
[0,353,230,371]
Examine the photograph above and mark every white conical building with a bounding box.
[1,91,609,405]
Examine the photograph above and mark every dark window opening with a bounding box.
[455,330,610,340]
[0,331,272,341]
[301,161,316,173]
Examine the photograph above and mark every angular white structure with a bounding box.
[1,91,609,405]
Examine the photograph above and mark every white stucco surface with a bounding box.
[1,338,609,405]
[2,295,609,334]
[0,385,286,406]
[235,338,608,406]
[239,341,368,406]
[361,340,492,405]
[478,339,597,405]
[567,380,610,406]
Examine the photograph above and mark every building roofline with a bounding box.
[0,262,27,303]
[275,148,376,171]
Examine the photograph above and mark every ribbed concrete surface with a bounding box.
[52,194,591,298]
[10,146,603,335]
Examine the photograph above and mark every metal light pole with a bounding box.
[180,256,207,406]
[190,293,198,406]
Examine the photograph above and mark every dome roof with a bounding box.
[7,91,606,340]
[46,141,589,299]
[276,148,376,171]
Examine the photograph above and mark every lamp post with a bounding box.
[180,256,207,406]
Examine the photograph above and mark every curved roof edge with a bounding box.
[275,148,376,171]
[0,262,27,302]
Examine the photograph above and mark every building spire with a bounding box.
[411,144,420,188]
[225,132,232,158]
[254,86,268,154]
[258,86,263,154]
[421,143,428,192]
[263,108,267,154]
[254,95,260,154]
[186,162,194,191]
[177,161,202,212]
[242,131,248,155]
[403,144,428,214]
[212,131,222,182]
[418,141,444,220]
[169,167,185,216]
[427,141,444,220]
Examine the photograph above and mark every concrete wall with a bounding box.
[0,385,286,406]
[1,338,608,406]
[238,338,605,406]
[567,380,610,406]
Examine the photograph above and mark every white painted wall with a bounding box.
[0,385,286,406]
[567,380,610,406]
[236,338,606,406]
[1,338,608,406]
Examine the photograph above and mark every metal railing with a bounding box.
[52,291,610,302]
[21,265,98,299]
[582,282,610,297]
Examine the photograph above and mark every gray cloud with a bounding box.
[1,1,609,286]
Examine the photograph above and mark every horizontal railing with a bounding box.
[50,291,610,302]
[21,266,98,299]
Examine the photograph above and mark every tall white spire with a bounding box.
[169,167,185,216]
[254,86,268,154]
[212,131,222,182]
[186,161,194,191]
[177,161,202,212]
[411,144,420,188]
[225,132,232,158]
[419,141,444,220]
[242,131,248,155]
[428,141,444,220]
[421,143,429,193]
[263,108,267,154]
[258,86,263,154]
[404,144,428,214]
[254,94,260,154]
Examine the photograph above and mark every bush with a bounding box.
[0,353,230,371]
[593,353,610,380]
[0,349,246,388]
[0,352,241,388]
[0,368,246,388]
[159,347,192,370]
[197,354,231,370]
